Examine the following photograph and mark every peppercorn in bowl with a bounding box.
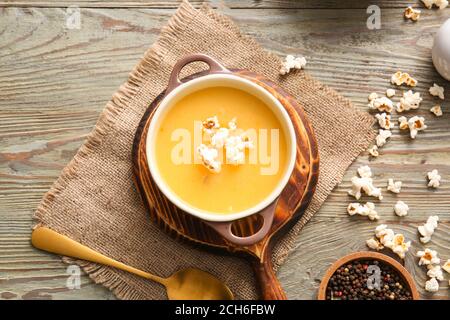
[318,251,419,300]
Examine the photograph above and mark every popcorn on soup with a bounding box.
[153,86,291,215]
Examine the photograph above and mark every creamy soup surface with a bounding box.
[155,86,288,214]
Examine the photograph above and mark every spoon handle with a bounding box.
[31,227,167,285]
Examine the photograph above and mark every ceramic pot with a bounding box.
[432,18,450,81]
[145,54,297,245]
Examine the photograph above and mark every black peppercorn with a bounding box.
[325,259,412,300]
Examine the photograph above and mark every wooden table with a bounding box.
[0,0,448,300]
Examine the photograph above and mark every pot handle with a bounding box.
[204,199,278,246]
[166,54,230,94]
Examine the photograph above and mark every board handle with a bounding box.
[166,53,230,94]
[204,199,277,246]
[253,247,287,300]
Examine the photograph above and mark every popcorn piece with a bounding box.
[418,215,439,243]
[427,169,441,188]
[348,166,383,200]
[394,200,409,217]
[430,105,443,117]
[422,0,434,8]
[421,0,449,9]
[199,116,253,172]
[391,71,417,87]
[368,96,394,113]
[224,135,251,165]
[202,116,220,140]
[425,277,439,292]
[280,55,306,75]
[202,116,220,130]
[386,88,396,98]
[211,127,229,148]
[368,145,379,157]
[398,116,427,139]
[368,92,378,101]
[358,165,372,178]
[387,178,402,193]
[375,224,395,248]
[347,202,379,221]
[429,83,445,100]
[197,144,221,173]
[442,260,450,274]
[417,248,440,266]
[427,265,444,281]
[366,237,384,250]
[398,116,409,130]
[396,90,422,112]
[404,6,421,21]
[376,129,392,147]
[375,113,395,129]
[391,234,411,259]
[372,225,410,259]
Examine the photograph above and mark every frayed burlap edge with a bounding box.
[33,1,203,300]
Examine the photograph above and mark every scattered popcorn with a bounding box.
[348,165,383,200]
[404,6,421,21]
[347,202,379,220]
[368,92,378,101]
[425,277,439,292]
[421,0,449,10]
[375,113,395,129]
[394,200,409,217]
[396,90,422,112]
[427,265,444,281]
[366,237,384,250]
[429,83,445,100]
[368,145,379,157]
[391,71,417,87]
[391,234,411,259]
[368,96,394,113]
[198,116,253,172]
[370,225,410,259]
[430,105,443,117]
[375,225,395,248]
[442,260,450,274]
[386,88,396,98]
[418,215,439,243]
[280,55,306,75]
[387,178,402,193]
[417,248,440,266]
[358,165,372,178]
[197,144,221,173]
[398,116,408,130]
[427,169,441,188]
[376,129,392,147]
[398,116,427,139]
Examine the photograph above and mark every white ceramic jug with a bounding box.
[432,18,450,81]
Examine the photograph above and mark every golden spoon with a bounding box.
[31,227,233,300]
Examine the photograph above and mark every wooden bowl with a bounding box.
[317,251,420,300]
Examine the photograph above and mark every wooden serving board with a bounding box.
[132,68,319,300]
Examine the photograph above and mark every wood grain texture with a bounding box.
[0,4,449,299]
[0,1,431,9]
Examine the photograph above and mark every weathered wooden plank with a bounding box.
[0,1,430,9]
[0,6,449,299]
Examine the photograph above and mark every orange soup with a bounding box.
[154,86,288,214]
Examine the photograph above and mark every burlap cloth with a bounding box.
[34,1,376,299]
